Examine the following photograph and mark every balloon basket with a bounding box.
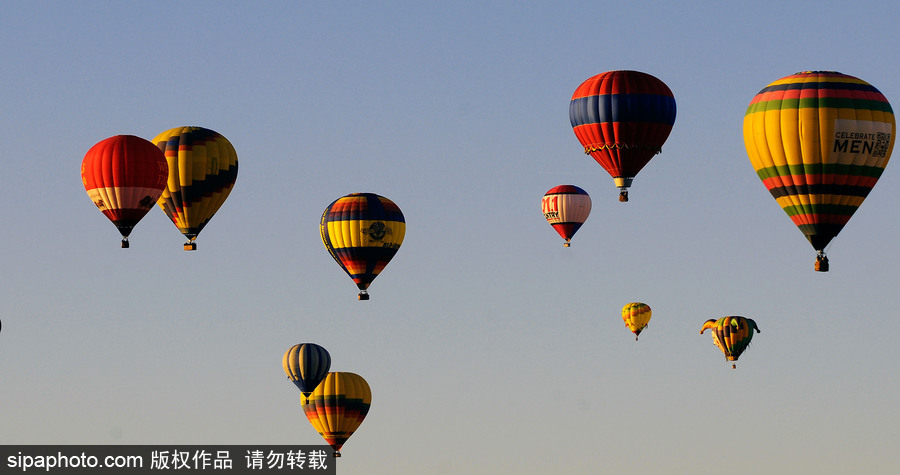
[121,239,130,249]
[618,190,629,202]
[333,452,341,458]
[815,255,829,272]
[563,242,570,247]
[358,292,370,301]
[184,242,197,251]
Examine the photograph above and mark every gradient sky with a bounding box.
[2,1,899,474]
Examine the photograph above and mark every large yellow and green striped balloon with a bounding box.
[743,71,895,271]
[301,372,371,457]
[700,316,760,369]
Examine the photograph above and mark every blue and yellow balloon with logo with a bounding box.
[320,193,405,300]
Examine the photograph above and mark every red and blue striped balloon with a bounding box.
[570,70,676,201]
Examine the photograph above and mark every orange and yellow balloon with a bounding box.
[81,135,168,248]
[700,316,760,369]
[152,126,238,250]
[301,372,371,457]
[743,71,895,271]
[622,302,651,341]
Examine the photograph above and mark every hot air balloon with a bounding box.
[700,316,760,369]
[542,185,591,247]
[743,71,895,271]
[81,135,169,248]
[622,302,651,341]
[283,343,332,402]
[152,126,239,250]
[570,70,677,202]
[320,193,405,300]
[301,372,371,457]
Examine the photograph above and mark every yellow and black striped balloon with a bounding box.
[153,126,238,250]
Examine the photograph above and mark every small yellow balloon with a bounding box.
[622,302,651,341]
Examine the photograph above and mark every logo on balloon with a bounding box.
[362,222,389,241]
[832,120,892,158]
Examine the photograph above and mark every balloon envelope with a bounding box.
[283,343,332,399]
[152,126,238,250]
[301,372,371,457]
[743,71,895,270]
[542,185,591,246]
[320,193,405,300]
[570,70,676,201]
[81,135,168,247]
[700,316,760,368]
[622,302,651,340]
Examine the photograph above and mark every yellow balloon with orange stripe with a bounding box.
[301,372,371,457]
[622,302,651,341]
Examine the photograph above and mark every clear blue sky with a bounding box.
[1,1,898,474]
